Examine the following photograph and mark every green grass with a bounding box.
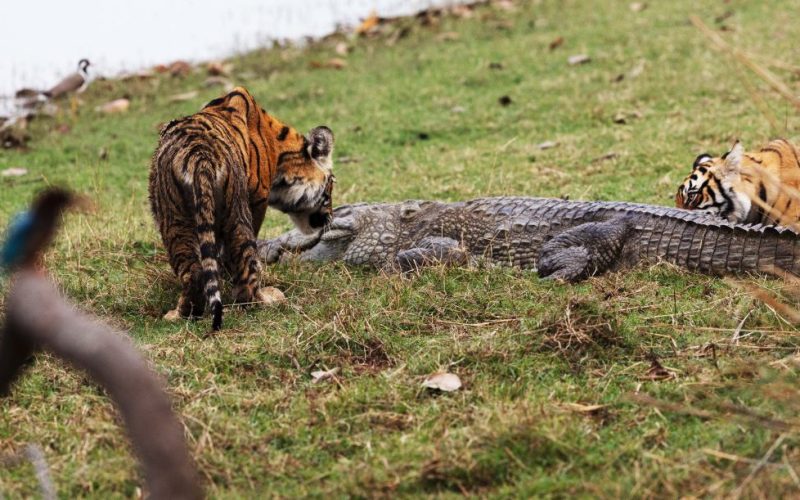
[3,0,800,496]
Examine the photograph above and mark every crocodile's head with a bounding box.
[260,200,446,266]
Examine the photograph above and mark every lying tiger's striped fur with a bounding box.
[149,86,334,330]
[675,139,800,225]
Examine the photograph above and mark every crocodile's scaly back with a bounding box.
[259,197,800,280]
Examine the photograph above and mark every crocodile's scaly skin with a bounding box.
[258,197,800,281]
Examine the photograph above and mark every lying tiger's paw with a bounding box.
[163,309,182,321]
[256,287,287,306]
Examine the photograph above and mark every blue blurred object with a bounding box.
[0,211,35,270]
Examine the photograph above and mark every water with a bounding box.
[0,0,464,117]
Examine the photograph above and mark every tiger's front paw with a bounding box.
[256,286,287,306]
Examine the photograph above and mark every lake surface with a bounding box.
[0,0,463,115]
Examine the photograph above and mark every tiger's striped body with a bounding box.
[149,87,334,330]
[675,139,800,226]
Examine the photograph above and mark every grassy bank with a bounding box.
[2,0,800,496]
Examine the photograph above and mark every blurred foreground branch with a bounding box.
[0,189,201,499]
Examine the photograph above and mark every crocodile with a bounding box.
[257,197,800,281]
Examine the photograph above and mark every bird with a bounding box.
[43,59,91,99]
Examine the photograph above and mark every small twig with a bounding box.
[732,310,752,344]
[731,433,786,499]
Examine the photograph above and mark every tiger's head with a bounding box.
[268,125,336,234]
[675,141,752,222]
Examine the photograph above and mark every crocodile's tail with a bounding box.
[640,218,800,277]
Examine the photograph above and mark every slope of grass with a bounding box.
[2,0,800,496]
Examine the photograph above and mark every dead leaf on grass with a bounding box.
[1,167,28,177]
[422,372,462,392]
[311,367,340,384]
[549,36,564,51]
[96,98,130,114]
[568,54,591,65]
[356,13,380,36]
[169,91,199,102]
[537,140,560,150]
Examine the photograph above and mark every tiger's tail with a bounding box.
[194,162,223,331]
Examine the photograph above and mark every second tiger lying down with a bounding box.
[675,139,800,226]
[150,87,335,330]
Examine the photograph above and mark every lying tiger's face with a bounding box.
[675,141,751,221]
[675,153,727,211]
[269,126,335,234]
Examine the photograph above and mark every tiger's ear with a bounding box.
[308,126,334,161]
[721,140,744,176]
[693,153,712,168]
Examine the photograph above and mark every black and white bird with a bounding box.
[43,59,91,99]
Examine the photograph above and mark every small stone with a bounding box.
[537,140,559,150]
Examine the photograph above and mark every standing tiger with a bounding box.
[149,86,335,331]
[675,139,800,226]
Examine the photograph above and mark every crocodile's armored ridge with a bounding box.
[258,197,800,281]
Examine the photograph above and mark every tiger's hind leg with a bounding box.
[222,207,286,308]
[162,221,206,321]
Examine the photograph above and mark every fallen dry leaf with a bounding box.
[168,60,192,78]
[568,54,591,65]
[310,58,348,70]
[451,4,474,18]
[561,402,608,413]
[642,357,676,381]
[537,140,560,150]
[1,167,27,177]
[96,98,130,114]
[335,42,350,56]
[311,367,340,384]
[207,61,233,76]
[356,12,380,36]
[422,372,462,392]
[549,36,564,51]
[169,91,199,102]
[495,0,516,11]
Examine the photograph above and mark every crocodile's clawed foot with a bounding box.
[538,246,594,282]
[395,237,467,273]
[537,218,631,282]
[257,239,285,264]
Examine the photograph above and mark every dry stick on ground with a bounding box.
[690,15,800,112]
[0,188,201,499]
